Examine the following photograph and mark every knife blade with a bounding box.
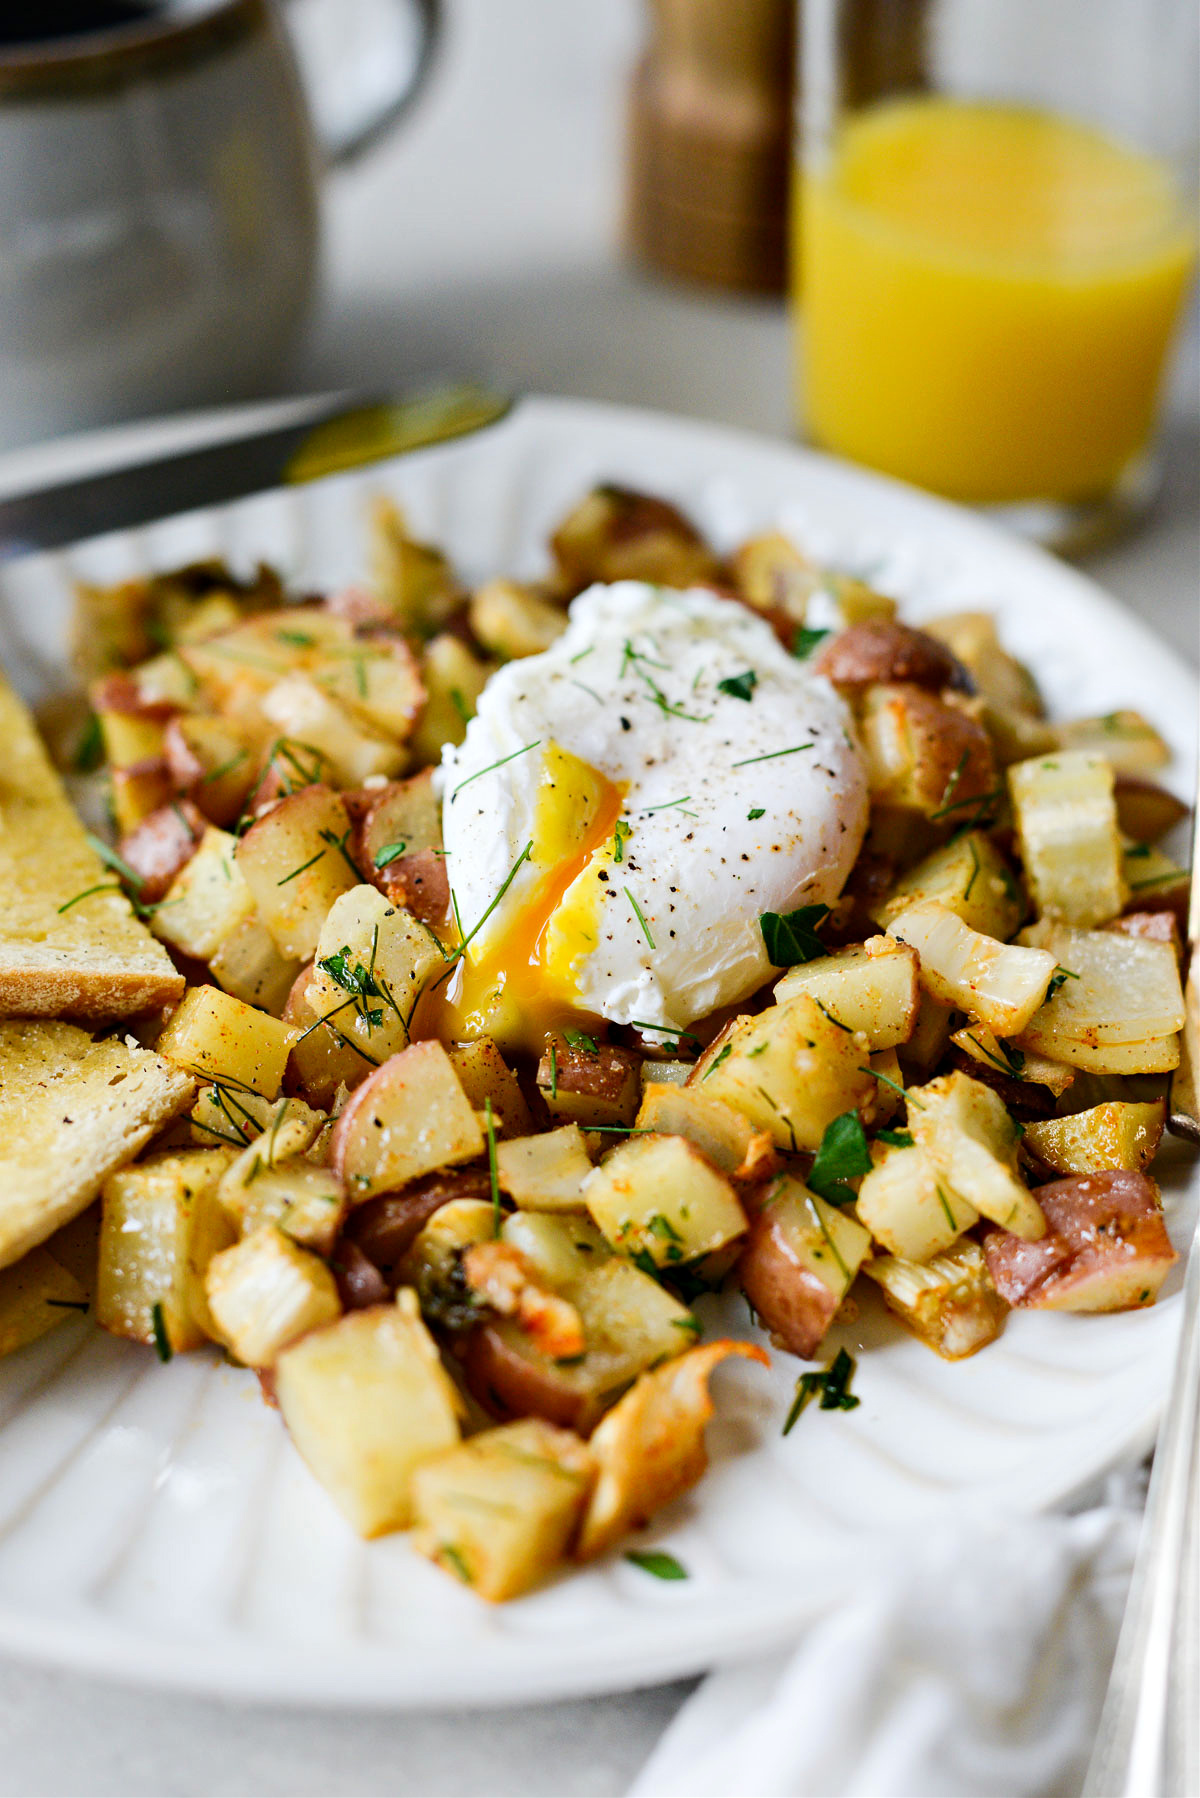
[0,385,512,561]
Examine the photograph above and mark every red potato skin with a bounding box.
[1107,911,1183,958]
[331,1239,391,1311]
[462,1323,591,1432]
[983,1170,1177,1311]
[344,1170,493,1286]
[117,798,206,902]
[738,1211,840,1359]
[372,845,450,925]
[91,671,179,720]
[814,621,973,695]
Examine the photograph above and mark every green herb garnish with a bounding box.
[452,740,541,798]
[782,1348,860,1435]
[732,742,813,769]
[625,887,656,950]
[759,903,830,967]
[57,882,122,915]
[717,670,757,702]
[806,1111,872,1205]
[73,711,104,772]
[624,1550,688,1581]
[612,819,632,864]
[151,1302,173,1363]
[563,1029,599,1054]
[1045,966,1079,1001]
[747,807,766,821]
[876,1127,914,1148]
[792,627,829,659]
[374,841,408,869]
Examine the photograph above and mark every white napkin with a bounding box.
[631,1472,1144,1798]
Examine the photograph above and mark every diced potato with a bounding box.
[634,1084,778,1180]
[97,706,165,769]
[865,1047,906,1124]
[191,1086,320,1151]
[282,967,379,1107]
[812,620,966,694]
[157,986,298,1098]
[910,1071,1045,1240]
[575,1339,768,1560]
[549,485,718,595]
[110,759,175,834]
[164,713,258,826]
[584,1133,749,1267]
[829,574,898,626]
[331,1040,484,1199]
[469,579,568,661]
[235,784,361,961]
[401,1197,497,1304]
[368,496,461,634]
[310,635,423,741]
[411,1417,594,1601]
[215,1100,327,1225]
[983,1170,1175,1311]
[306,885,445,1065]
[260,675,404,786]
[499,1212,610,1288]
[887,900,1055,1038]
[0,1247,89,1359]
[870,831,1024,940]
[728,531,817,625]
[856,1142,977,1262]
[410,634,490,765]
[950,1023,1076,1097]
[97,1150,236,1352]
[1015,921,1186,1071]
[536,1036,642,1130]
[739,1174,872,1357]
[236,1161,346,1257]
[1022,1101,1165,1175]
[205,1226,341,1366]
[464,1257,697,1434]
[150,826,256,961]
[496,1126,594,1212]
[209,914,302,1015]
[1054,710,1169,773]
[274,1291,462,1536]
[773,936,919,1050]
[448,1038,533,1139]
[1107,910,1183,961]
[638,1058,693,1088]
[1008,751,1126,926]
[864,1239,1005,1359]
[695,994,874,1153]
[899,991,956,1080]
[857,683,997,818]
[1120,839,1189,913]
[355,769,449,922]
[1112,777,1189,845]
[922,611,1042,716]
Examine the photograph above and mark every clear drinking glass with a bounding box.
[794,0,1199,550]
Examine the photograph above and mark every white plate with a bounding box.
[0,395,1195,1708]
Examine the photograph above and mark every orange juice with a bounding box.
[798,99,1196,503]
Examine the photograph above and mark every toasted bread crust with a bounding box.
[0,1020,195,1270]
[0,673,183,1019]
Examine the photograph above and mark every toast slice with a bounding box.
[0,1020,195,1270]
[0,672,183,1019]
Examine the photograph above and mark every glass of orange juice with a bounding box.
[795,0,1198,549]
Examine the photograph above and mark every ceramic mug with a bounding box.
[0,0,439,449]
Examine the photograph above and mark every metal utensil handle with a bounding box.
[284,0,441,166]
[1082,1217,1200,1796]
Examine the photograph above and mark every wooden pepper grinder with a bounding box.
[626,0,932,295]
[626,0,796,294]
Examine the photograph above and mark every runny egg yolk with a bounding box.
[427,743,626,1055]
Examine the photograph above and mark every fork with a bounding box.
[1083,781,1200,1798]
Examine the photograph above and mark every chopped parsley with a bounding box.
[792,627,829,659]
[759,902,830,967]
[747,807,766,821]
[876,1127,914,1148]
[1045,966,1079,1001]
[717,670,757,702]
[374,840,408,869]
[73,711,104,772]
[624,1549,688,1581]
[782,1348,860,1435]
[563,1029,599,1054]
[806,1111,872,1206]
[151,1302,173,1363]
[612,818,632,864]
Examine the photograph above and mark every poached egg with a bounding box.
[436,582,867,1051]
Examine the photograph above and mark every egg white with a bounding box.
[441,582,868,1034]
